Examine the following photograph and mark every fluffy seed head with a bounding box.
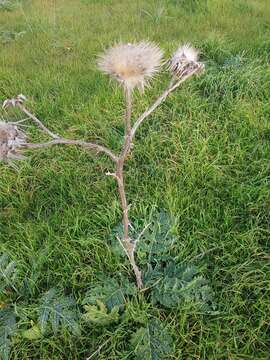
[169,43,204,79]
[0,121,26,162]
[98,42,163,91]
[173,44,199,63]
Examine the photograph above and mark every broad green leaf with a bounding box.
[144,260,216,311]
[130,318,173,360]
[110,210,176,263]
[21,325,41,340]
[0,253,17,294]
[137,210,176,263]
[82,300,120,326]
[82,277,136,311]
[38,288,81,336]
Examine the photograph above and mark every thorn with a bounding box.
[105,172,118,180]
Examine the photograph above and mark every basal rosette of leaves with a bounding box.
[109,210,216,311]
[0,211,216,359]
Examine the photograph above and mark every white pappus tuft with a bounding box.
[169,43,204,79]
[97,41,163,92]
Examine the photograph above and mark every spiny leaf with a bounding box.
[130,318,173,360]
[223,54,244,68]
[0,308,17,360]
[144,260,216,311]
[38,288,81,336]
[82,277,136,311]
[82,300,120,326]
[38,288,56,334]
[110,210,175,263]
[0,253,17,295]
[21,325,41,340]
[137,210,176,263]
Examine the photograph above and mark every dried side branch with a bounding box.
[131,66,203,139]
[16,103,60,140]
[2,96,118,163]
[23,139,118,162]
[124,87,132,137]
[3,95,60,140]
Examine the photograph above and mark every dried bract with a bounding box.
[169,44,204,79]
[98,42,163,91]
[2,94,27,109]
[0,121,26,162]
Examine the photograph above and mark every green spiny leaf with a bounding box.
[21,325,41,340]
[82,300,120,326]
[82,277,136,311]
[0,31,26,44]
[130,318,173,360]
[145,260,216,311]
[109,223,136,259]
[110,210,175,263]
[0,308,17,360]
[137,210,176,263]
[38,288,56,334]
[38,288,81,336]
[0,253,17,295]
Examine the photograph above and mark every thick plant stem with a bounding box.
[114,70,201,287]
[131,67,202,138]
[124,87,132,137]
[115,164,142,289]
[115,87,143,289]
[116,171,129,241]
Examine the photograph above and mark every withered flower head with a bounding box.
[2,94,27,109]
[0,121,26,162]
[169,44,204,79]
[98,42,163,92]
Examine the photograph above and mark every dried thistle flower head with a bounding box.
[169,44,204,79]
[2,94,27,109]
[98,42,163,92]
[0,121,26,162]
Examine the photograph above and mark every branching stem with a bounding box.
[131,67,201,139]
[8,67,200,289]
[23,138,118,162]
[112,69,201,288]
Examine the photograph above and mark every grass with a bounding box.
[1,0,270,358]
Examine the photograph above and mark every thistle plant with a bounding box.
[1,42,204,288]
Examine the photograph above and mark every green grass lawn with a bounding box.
[1,0,270,359]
